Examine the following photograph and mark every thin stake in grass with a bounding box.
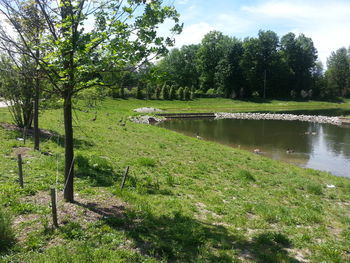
[50,188,58,228]
[17,154,23,188]
[120,166,130,189]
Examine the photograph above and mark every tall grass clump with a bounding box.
[0,207,15,252]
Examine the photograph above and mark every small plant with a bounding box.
[307,183,323,195]
[0,207,15,252]
[237,169,256,182]
[60,221,85,240]
[137,157,156,167]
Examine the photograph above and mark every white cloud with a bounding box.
[241,0,350,65]
[174,22,215,47]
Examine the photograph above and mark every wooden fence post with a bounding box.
[50,188,58,227]
[120,166,130,189]
[17,154,24,188]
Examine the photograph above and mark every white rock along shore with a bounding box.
[215,112,342,125]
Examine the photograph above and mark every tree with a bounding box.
[0,0,182,202]
[0,0,45,150]
[197,31,233,92]
[281,33,317,97]
[157,44,200,88]
[325,47,350,97]
[241,30,280,98]
[214,38,244,98]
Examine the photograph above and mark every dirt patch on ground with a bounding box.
[0,123,58,138]
[12,147,32,157]
[16,189,127,244]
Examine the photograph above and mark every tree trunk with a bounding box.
[33,80,40,151]
[63,93,74,202]
[34,48,40,151]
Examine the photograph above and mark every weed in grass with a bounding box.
[136,157,156,167]
[237,169,256,182]
[60,221,85,240]
[306,183,323,195]
[0,207,15,252]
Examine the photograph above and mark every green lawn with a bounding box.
[0,98,350,262]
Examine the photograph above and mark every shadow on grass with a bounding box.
[74,200,301,263]
[75,155,117,186]
[0,123,94,149]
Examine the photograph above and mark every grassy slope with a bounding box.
[0,98,350,263]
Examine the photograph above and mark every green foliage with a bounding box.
[136,86,143,100]
[161,84,169,100]
[183,87,190,100]
[178,87,184,100]
[307,183,323,195]
[0,207,15,252]
[325,47,350,97]
[237,169,256,182]
[155,86,161,100]
[137,157,156,167]
[169,86,176,100]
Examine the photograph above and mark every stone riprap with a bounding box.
[130,115,164,124]
[133,107,162,113]
[215,112,342,125]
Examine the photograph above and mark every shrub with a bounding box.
[206,88,215,95]
[169,86,176,100]
[136,86,143,99]
[155,86,161,99]
[0,207,15,252]
[161,84,169,100]
[178,87,184,100]
[184,86,190,100]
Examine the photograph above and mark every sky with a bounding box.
[165,0,350,66]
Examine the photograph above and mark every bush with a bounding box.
[206,88,215,95]
[184,86,190,100]
[169,86,176,100]
[178,87,184,100]
[0,207,15,252]
[136,86,143,99]
[161,84,169,100]
[155,86,161,99]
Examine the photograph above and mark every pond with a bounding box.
[159,118,350,178]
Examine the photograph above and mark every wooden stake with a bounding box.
[50,188,58,227]
[17,154,24,188]
[120,166,129,189]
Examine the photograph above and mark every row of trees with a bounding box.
[0,0,182,202]
[155,30,350,99]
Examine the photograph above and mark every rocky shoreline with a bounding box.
[215,112,342,125]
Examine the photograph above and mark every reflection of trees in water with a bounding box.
[321,124,350,157]
[160,119,350,177]
[161,119,315,154]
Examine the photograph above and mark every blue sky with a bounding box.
[164,0,350,66]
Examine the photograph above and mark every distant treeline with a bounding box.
[135,30,348,100]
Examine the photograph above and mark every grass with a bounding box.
[0,97,350,262]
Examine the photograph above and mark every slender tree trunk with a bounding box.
[63,92,74,202]
[34,46,40,151]
[33,78,40,151]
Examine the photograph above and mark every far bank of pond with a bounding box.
[158,116,350,178]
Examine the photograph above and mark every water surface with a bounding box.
[159,118,350,178]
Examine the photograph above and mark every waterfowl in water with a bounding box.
[311,131,317,135]
[254,149,261,154]
[286,148,294,154]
